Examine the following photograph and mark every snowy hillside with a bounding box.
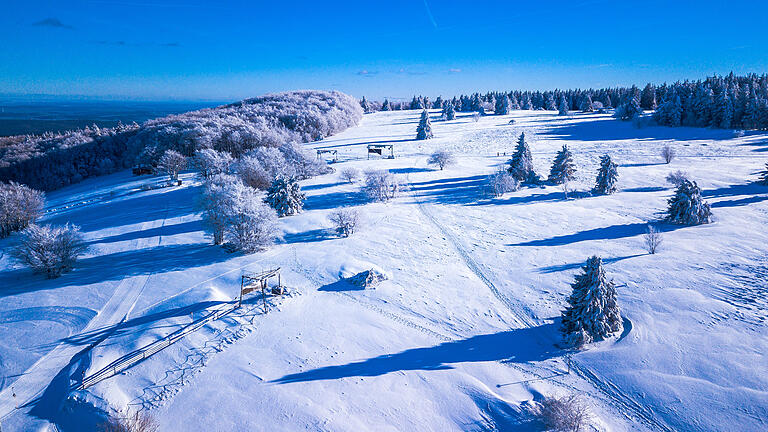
[1,109,767,431]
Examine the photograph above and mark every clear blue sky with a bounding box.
[2,0,768,102]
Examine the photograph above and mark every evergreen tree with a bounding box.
[442,103,456,121]
[654,95,683,127]
[548,145,577,184]
[509,93,520,110]
[381,99,391,111]
[712,91,734,129]
[507,132,536,182]
[615,93,643,120]
[665,180,712,225]
[561,256,623,347]
[558,95,569,116]
[759,163,768,185]
[360,97,371,113]
[544,93,557,110]
[265,177,306,217]
[410,96,423,110]
[521,94,533,110]
[433,96,443,109]
[495,95,511,115]
[416,109,434,140]
[593,154,618,194]
[580,94,594,112]
[640,83,657,110]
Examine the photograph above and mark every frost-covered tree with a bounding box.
[640,83,657,110]
[661,144,676,164]
[363,170,400,202]
[340,167,361,183]
[428,150,456,170]
[665,179,712,225]
[759,163,768,185]
[558,95,569,116]
[199,174,235,245]
[580,95,594,112]
[13,223,88,278]
[265,177,305,217]
[442,103,456,121]
[507,132,537,183]
[666,170,690,187]
[615,94,643,121]
[381,99,391,111]
[433,96,444,109]
[416,109,434,140]
[158,150,187,182]
[544,93,557,110]
[329,208,360,237]
[360,96,371,113]
[0,181,45,238]
[223,182,279,252]
[488,169,519,197]
[654,95,682,127]
[495,95,511,115]
[593,154,618,195]
[194,148,232,179]
[548,145,577,185]
[560,256,623,347]
[520,93,533,110]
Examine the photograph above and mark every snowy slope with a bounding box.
[1,110,767,431]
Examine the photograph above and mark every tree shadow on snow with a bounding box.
[537,254,644,274]
[87,219,202,246]
[464,392,539,432]
[409,174,488,205]
[542,117,742,142]
[304,190,366,211]
[317,279,364,292]
[509,222,685,247]
[281,228,337,244]
[272,323,561,384]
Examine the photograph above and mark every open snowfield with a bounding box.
[1,109,767,431]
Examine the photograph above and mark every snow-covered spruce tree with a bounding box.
[653,96,682,127]
[495,95,511,115]
[593,154,618,195]
[428,150,456,170]
[0,181,45,238]
[158,150,187,182]
[442,103,456,121]
[615,94,643,121]
[640,83,657,110]
[13,223,88,278]
[580,95,594,112]
[665,179,712,225]
[561,256,623,348]
[548,145,577,185]
[759,163,768,185]
[360,97,371,113]
[507,132,537,183]
[416,109,434,140]
[265,177,306,217]
[558,95,569,116]
[381,99,391,111]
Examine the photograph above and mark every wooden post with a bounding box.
[238,276,244,308]
[262,279,268,314]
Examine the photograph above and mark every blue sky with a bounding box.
[2,0,768,101]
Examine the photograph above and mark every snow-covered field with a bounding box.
[1,109,767,431]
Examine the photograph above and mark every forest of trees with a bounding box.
[363,73,768,131]
[0,90,363,191]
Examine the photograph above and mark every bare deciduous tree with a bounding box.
[158,150,187,182]
[488,169,519,197]
[537,394,591,432]
[644,224,663,254]
[100,411,158,432]
[363,170,400,202]
[340,167,361,183]
[665,170,690,187]
[428,150,456,170]
[329,208,360,237]
[661,144,676,164]
[12,224,88,278]
[0,181,45,238]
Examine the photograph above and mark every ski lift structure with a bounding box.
[316,148,338,163]
[239,268,286,313]
[367,143,395,160]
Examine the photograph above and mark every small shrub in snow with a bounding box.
[0,181,45,238]
[416,109,433,140]
[100,411,158,432]
[265,177,305,217]
[665,170,690,187]
[340,167,361,183]
[428,150,456,170]
[346,268,387,289]
[593,154,618,195]
[363,170,400,202]
[194,148,232,179]
[537,394,591,432]
[758,163,768,185]
[508,132,537,183]
[548,145,576,185]
[644,224,663,254]
[157,150,187,182]
[13,223,88,278]
[329,208,360,237]
[561,256,623,348]
[488,169,519,197]
[661,144,676,164]
[665,180,712,225]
